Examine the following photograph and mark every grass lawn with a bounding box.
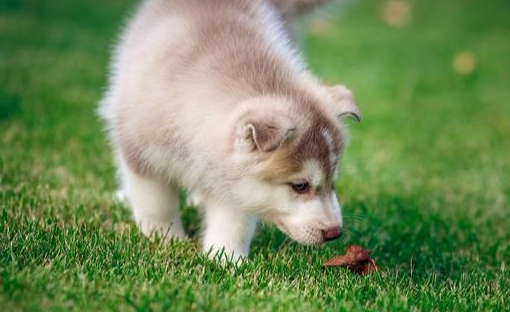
[1,0,509,310]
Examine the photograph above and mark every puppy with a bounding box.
[99,0,361,261]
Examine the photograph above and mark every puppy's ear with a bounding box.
[327,85,361,122]
[236,115,296,152]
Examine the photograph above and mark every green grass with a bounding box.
[1,0,509,311]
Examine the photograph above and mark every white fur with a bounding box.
[120,158,187,239]
[231,160,343,246]
[100,0,359,262]
[202,202,258,261]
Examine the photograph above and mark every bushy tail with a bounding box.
[269,0,334,16]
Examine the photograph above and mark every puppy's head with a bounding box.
[231,86,360,245]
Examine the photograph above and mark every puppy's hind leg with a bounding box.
[120,160,186,240]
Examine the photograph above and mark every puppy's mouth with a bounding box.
[274,220,324,246]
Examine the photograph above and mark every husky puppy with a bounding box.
[99,0,361,261]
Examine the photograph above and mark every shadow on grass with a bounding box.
[248,192,500,281]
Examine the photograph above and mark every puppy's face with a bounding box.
[232,90,360,245]
[258,158,344,245]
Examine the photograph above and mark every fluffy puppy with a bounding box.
[99,0,361,261]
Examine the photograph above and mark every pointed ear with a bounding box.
[327,85,361,122]
[236,114,296,152]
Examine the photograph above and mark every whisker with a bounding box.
[342,213,367,220]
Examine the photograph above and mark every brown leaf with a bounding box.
[323,245,380,275]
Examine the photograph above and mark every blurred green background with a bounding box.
[1,0,509,311]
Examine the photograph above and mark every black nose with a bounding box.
[322,226,342,241]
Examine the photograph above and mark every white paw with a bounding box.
[203,245,246,264]
[138,220,188,241]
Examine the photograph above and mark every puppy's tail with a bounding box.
[268,0,335,16]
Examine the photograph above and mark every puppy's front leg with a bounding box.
[202,202,257,262]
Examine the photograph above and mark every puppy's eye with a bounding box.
[290,181,310,194]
